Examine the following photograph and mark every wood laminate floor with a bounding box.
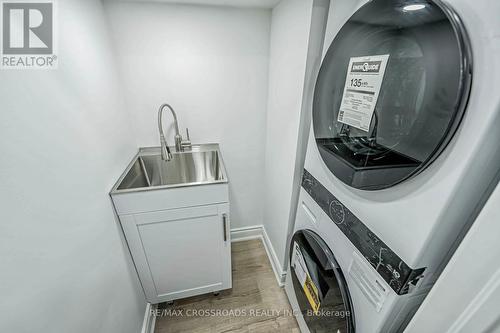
[154,239,300,333]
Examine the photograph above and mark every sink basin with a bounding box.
[112,144,228,193]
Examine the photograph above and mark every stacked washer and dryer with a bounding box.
[285,0,500,332]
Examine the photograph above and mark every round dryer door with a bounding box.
[290,230,355,332]
[313,0,472,190]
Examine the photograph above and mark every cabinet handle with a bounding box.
[222,214,228,242]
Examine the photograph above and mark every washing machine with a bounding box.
[286,0,500,332]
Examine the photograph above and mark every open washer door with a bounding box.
[313,0,472,190]
[290,230,355,332]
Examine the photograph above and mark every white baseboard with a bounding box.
[230,225,263,242]
[231,225,287,287]
[141,303,157,333]
[261,226,287,286]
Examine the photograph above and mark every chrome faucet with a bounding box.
[158,103,191,161]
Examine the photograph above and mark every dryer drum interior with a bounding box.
[290,230,355,333]
[313,0,472,190]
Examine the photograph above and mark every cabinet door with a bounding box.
[120,204,231,303]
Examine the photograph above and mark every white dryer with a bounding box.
[286,0,500,332]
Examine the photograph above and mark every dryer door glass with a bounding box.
[290,230,355,333]
[313,0,471,190]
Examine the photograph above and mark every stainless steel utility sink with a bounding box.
[111,144,228,193]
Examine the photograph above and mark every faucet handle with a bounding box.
[181,128,192,151]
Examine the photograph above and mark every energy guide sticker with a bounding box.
[338,54,390,132]
[292,242,307,285]
[292,242,321,313]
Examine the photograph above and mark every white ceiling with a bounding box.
[103,0,282,9]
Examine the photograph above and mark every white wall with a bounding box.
[262,0,315,271]
[104,2,271,229]
[283,0,330,270]
[107,0,281,8]
[405,178,500,333]
[0,1,146,332]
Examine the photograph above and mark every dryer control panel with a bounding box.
[302,169,426,295]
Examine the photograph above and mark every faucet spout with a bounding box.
[158,103,179,161]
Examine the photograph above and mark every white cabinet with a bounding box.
[119,203,231,303]
[110,145,232,304]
